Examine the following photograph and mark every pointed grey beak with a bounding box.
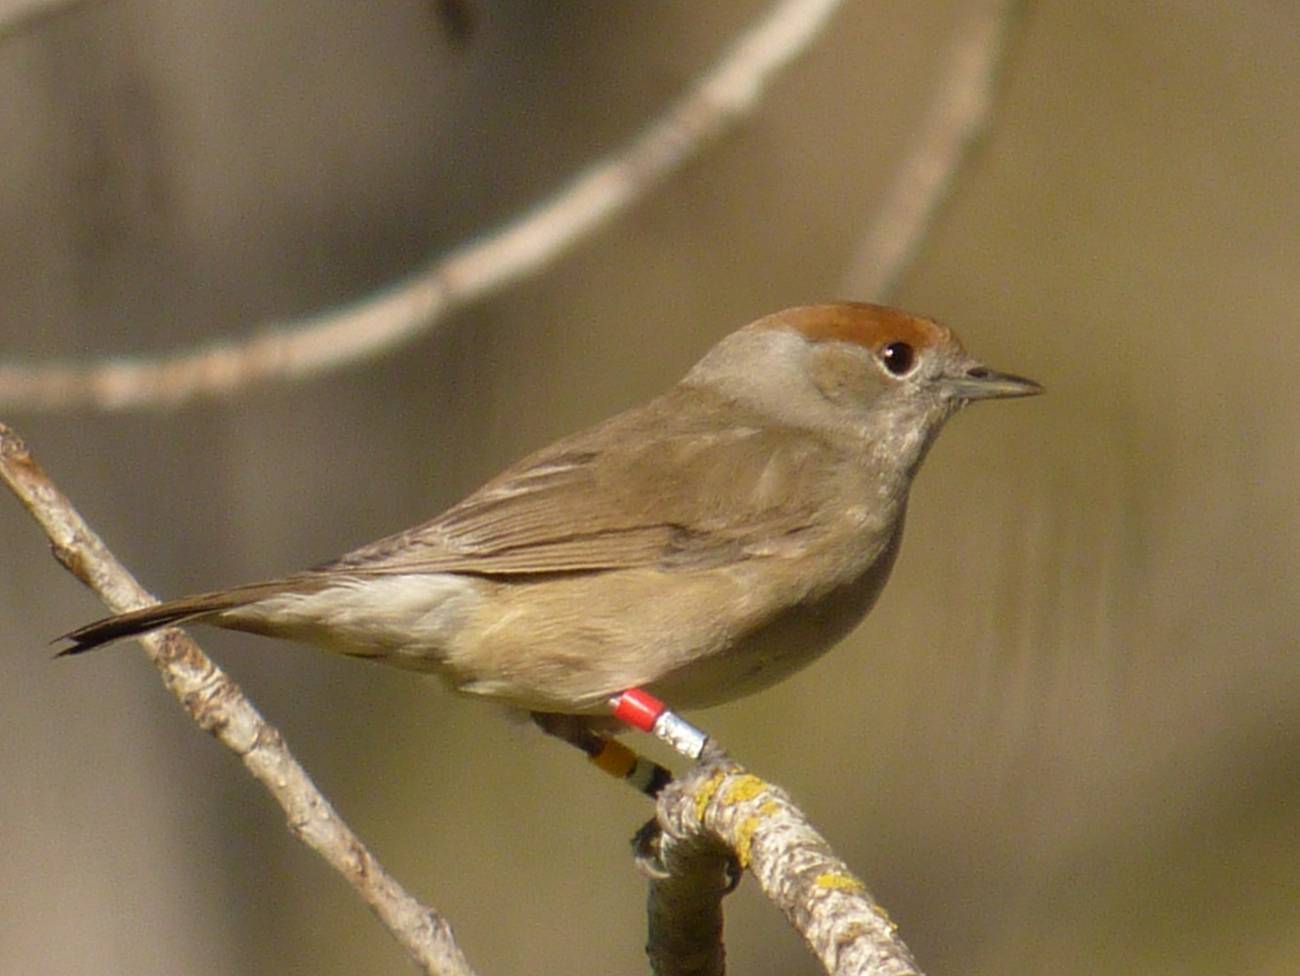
[944,364,1043,401]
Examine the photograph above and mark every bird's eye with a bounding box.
[878,341,916,376]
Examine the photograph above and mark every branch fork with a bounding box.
[648,749,922,976]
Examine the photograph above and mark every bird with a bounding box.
[63,303,1039,732]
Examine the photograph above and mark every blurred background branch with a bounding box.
[0,0,850,411]
[0,0,1027,413]
[0,0,100,41]
[839,0,1028,299]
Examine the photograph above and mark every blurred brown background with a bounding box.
[1,1,1297,973]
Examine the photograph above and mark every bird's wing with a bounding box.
[312,401,838,579]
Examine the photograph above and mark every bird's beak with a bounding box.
[943,364,1043,401]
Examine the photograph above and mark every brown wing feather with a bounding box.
[314,393,838,578]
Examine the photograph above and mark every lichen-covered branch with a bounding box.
[653,747,924,976]
[0,0,850,412]
[0,421,477,976]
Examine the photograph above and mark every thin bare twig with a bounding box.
[839,0,1029,300]
[651,747,924,976]
[0,0,849,411]
[0,421,478,976]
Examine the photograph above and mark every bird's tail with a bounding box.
[58,580,305,656]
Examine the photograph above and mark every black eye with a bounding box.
[878,341,916,376]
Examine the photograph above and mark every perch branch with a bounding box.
[0,0,849,411]
[0,421,477,976]
[650,746,924,976]
[839,0,1029,300]
[642,818,732,976]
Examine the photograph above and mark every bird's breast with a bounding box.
[647,520,904,709]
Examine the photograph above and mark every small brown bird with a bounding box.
[64,304,1039,725]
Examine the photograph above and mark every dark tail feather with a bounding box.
[57,581,301,656]
[57,603,213,656]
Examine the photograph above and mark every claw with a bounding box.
[631,818,671,879]
[722,856,742,893]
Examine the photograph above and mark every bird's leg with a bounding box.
[535,695,738,885]
[532,689,711,799]
[611,690,742,887]
[531,711,673,798]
